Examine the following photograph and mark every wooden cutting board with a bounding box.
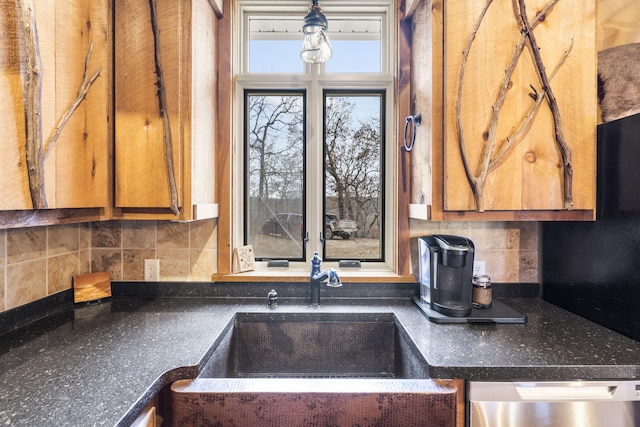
[73,271,112,303]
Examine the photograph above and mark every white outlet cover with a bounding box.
[473,261,486,276]
[144,259,160,281]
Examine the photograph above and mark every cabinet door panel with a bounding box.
[115,0,184,211]
[0,1,110,210]
[443,0,596,213]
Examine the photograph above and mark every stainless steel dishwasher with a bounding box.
[468,381,640,426]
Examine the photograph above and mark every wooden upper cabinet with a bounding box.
[407,0,596,221]
[114,0,219,220]
[0,1,111,211]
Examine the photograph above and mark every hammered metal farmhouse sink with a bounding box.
[170,312,458,426]
[198,311,427,378]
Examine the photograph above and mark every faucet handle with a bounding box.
[326,268,343,288]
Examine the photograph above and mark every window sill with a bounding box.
[211,270,415,283]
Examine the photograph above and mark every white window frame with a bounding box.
[233,0,397,274]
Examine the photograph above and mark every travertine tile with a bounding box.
[6,260,47,309]
[517,221,539,250]
[78,223,92,250]
[78,248,91,275]
[505,226,521,250]
[47,224,79,256]
[123,249,156,281]
[467,222,506,250]
[48,253,79,294]
[190,219,217,249]
[0,267,5,312]
[483,249,511,282]
[157,222,190,249]
[123,221,157,249]
[0,230,6,268]
[91,248,123,281]
[6,227,47,264]
[519,250,539,283]
[91,221,122,248]
[190,248,217,280]
[158,248,190,280]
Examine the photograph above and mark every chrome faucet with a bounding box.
[309,252,342,307]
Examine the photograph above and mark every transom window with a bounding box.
[235,0,395,270]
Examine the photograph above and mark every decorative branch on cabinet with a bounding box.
[19,0,103,209]
[148,0,180,215]
[456,0,574,212]
[44,43,102,163]
[20,0,46,209]
[516,0,573,210]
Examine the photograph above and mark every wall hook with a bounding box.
[403,113,421,152]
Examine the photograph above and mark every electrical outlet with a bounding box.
[144,259,160,281]
[473,260,486,276]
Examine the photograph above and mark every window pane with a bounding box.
[326,18,381,73]
[325,40,381,73]
[324,93,383,261]
[245,93,305,260]
[249,18,303,73]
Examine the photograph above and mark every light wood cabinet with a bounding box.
[114,0,220,220]
[405,0,596,221]
[0,1,111,211]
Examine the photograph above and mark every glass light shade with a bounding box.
[300,25,332,63]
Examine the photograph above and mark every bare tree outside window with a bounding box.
[245,92,305,260]
[244,91,384,262]
[324,93,383,260]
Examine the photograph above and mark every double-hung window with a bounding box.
[235,0,395,271]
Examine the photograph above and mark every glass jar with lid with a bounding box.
[472,274,492,308]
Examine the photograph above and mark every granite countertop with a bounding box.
[2,293,640,426]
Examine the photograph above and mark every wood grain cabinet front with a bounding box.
[405,0,597,221]
[0,1,111,211]
[114,0,220,221]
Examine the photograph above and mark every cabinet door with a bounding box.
[442,0,596,214]
[114,0,218,220]
[0,1,111,210]
[115,0,184,215]
[407,0,596,221]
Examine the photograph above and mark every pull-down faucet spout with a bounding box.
[309,252,342,307]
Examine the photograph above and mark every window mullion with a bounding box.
[307,68,324,261]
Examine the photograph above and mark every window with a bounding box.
[236,0,395,270]
[245,91,306,260]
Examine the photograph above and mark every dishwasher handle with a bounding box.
[515,383,617,400]
[469,381,640,402]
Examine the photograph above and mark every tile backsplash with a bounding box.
[0,218,537,314]
[0,219,218,313]
[409,220,539,283]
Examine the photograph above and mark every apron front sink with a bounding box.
[170,312,457,426]
[198,311,428,379]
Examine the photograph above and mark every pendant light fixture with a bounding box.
[300,0,332,63]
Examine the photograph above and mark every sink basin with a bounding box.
[198,311,428,378]
[170,312,457,426]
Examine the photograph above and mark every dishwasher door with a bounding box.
[468,381,640,427]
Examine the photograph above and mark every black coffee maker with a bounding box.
[417,235,475,317]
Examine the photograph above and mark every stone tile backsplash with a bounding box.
[409,220,539,283]
[0,219,218,313]
[0,218,537,314]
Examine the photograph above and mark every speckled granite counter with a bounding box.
[2,294,640,426]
